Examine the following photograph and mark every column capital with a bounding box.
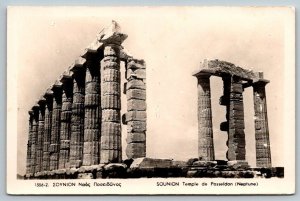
[70,57,86,73]
[97,20,128,46]
[52,81,62,93]
[253,79,270,87]
[38,97,46,106]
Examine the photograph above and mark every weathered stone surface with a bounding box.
[78,173,93,179]
[125,111,147,122]
[101,95,121,109]
[127,79,146,90]
[83,57,100,166]
[70,73,85,168]
[127,89,146,100]
[126,133,146,143]
[126,69,146,80]
[102,109,120,122]
[102,82,120,96]
[100,44,122,164]
[253,83,271,168]
[127,58,146,70]
[227,160,249,170]
[49,87,62,171]
[59,83,73,170]
[126,143,146,158]
[26,111,34,174]
[102,69,120,82]
[104,163,127,171]
[227,77,246,161]
[130,158,172,169]
[97,20,128,45]
[101,122,121,135]
[196,59,258,80]
[195,75,215,161]
[127,99,146,111]
[35,103,45,173]
[127,121,146,133]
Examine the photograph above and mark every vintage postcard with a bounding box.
[7,6,295,195]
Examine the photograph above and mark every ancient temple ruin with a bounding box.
[193,59,272,168]
[24,22,281,179]
[25,21,147,178]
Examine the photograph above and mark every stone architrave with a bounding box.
[36,98,46,173]
[49,83,62,171]
[58,74,73,169]
[83,53,101,166]
[195,74,215,161]
[31,105,39,173]
[26,111,34,174]
[100,44,122,163]
[227,76,246,161]
[70,61,86,168]
[253,76,272,167]
[42,91,53,171]
[124,58,147,159]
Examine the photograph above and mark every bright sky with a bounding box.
[8,7,292,175]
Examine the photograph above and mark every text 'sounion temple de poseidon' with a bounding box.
[25,21,282,179]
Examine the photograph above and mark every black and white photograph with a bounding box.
[7,6,295,194]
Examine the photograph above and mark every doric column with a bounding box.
[70,60,86,168]
[195,74,214,161]
[83,53,101,166]
[124,58,147,158]
[26,111,34,175]
[42,91,53,171]
[49,84,62,170]
[58,74,73,169]
[227,76,246,161]
[31,105,39,173]
[253,76,271,167]
[100,44,122,163]
[36,98,46,173]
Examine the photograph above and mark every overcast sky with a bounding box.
[8,7,292,175]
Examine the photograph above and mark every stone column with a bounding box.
[227,76,246,161]
[220,76,230,159]
[253,77,271,167]
[70,63,85,168]
[83,53,101,166]
[36,98,46,173]
[26,111,34,175]
[31,105,39,173]
[49,84,62,170]
[100,44,122,163]
[58,75,73,169]
[195,74,215,161]
[124,58,147,158]
[42,91,53,171]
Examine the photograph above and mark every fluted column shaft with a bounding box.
[83,54,101,166]
[227,76,246,161]
[59,78,73,169]
[36,101,45,172]
[31,107,39,173]
[26,111,34,174]
[196,74,215,161]
[124,58,147,158]
[49,86,62,170]
[253,82,271,167]
[70,69,85,168]
[100,45,122,163]
[42,95,52,171]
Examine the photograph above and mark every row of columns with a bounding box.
[196,73,272,167]
[26,44,147,175]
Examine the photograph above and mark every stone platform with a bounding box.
[24,157,284,179]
